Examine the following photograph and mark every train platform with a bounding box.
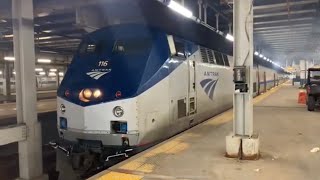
[0,98,58,180]
[0,89,56,103]
[90,82,320,180]
[0,99,56,120]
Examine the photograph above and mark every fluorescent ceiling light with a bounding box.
[43,30,52,33]
[168,0,193,18]
[50,69,57,72]
[1,19,7,23]
[35,68,43,72]
[37,12,49,17]
[4,56,15,61]
[3,34,13,38]
[39,72,46,75]
[38,36,52,40]
[37,58,51,63]
[58,72,64,76]
[48,72,56,77]
[226,34,234,42]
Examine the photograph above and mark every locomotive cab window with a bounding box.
[173,38,186,58]
[79,43,96,54]
[79,41,104,55]
[112,38,153,55]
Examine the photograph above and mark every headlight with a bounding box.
[113,106,124,117]
[79,88,103,102]
[60,104,66,114]
[83,89,92,99]
[93,89,102,98]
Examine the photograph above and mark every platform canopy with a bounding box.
[0,0,319,65]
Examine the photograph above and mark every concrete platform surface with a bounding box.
[90,83,320,180]
[0,98,56,119]
[0,90,56,103]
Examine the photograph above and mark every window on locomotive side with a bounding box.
[222,54,230,66]
[214,51,224,66]
[200,47,209,63]
[173,38,186,58]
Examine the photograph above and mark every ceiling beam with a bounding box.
[253,0,318,10]
[254,24,313,31]
[268,42,307,46]
[255,28,312,34]
[254,9,316,18]
[254,17,314,25]
[262,37,308,41]
[258,33,309,38]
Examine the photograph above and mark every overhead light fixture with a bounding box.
[0,71,2,75]
[226,34,234,42]
[48,72,56,77]
[58,72,64,76]
[0,19,7,23]
[39,72,46,75]
[38,36,52,40]
[35,68,43,72]
[168,0,193,18]
[43,30,52,33]
[4,56,15,61]
[50,69,57,72]
[254,52,259,56]
[37,58,51,63]
[263,57,267,60]
[3,34,13,38]
[259,54,263,58]
[13,71,16,75]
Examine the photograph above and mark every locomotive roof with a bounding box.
[86,0,286,74]
[87,0,233,56]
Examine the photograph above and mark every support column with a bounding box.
[198,0,202,20]
[57,71,61,87]
[215,13,219,30]
[228,23,232,34]
[4,62,11,98]
[12,0,46,179]
[226,0,259,160]
[203,3,208,24]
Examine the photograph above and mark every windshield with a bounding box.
[78,38,152,56]
[309,70,320,83]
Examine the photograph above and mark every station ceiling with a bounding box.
[0,0,319,65]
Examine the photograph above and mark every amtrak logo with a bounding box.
[200,78,219,100]
[86,69,111,80]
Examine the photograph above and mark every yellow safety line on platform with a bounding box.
[92,84,284,180]
[96,171,142,180]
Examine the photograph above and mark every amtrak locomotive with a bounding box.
[55,0,287,173]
